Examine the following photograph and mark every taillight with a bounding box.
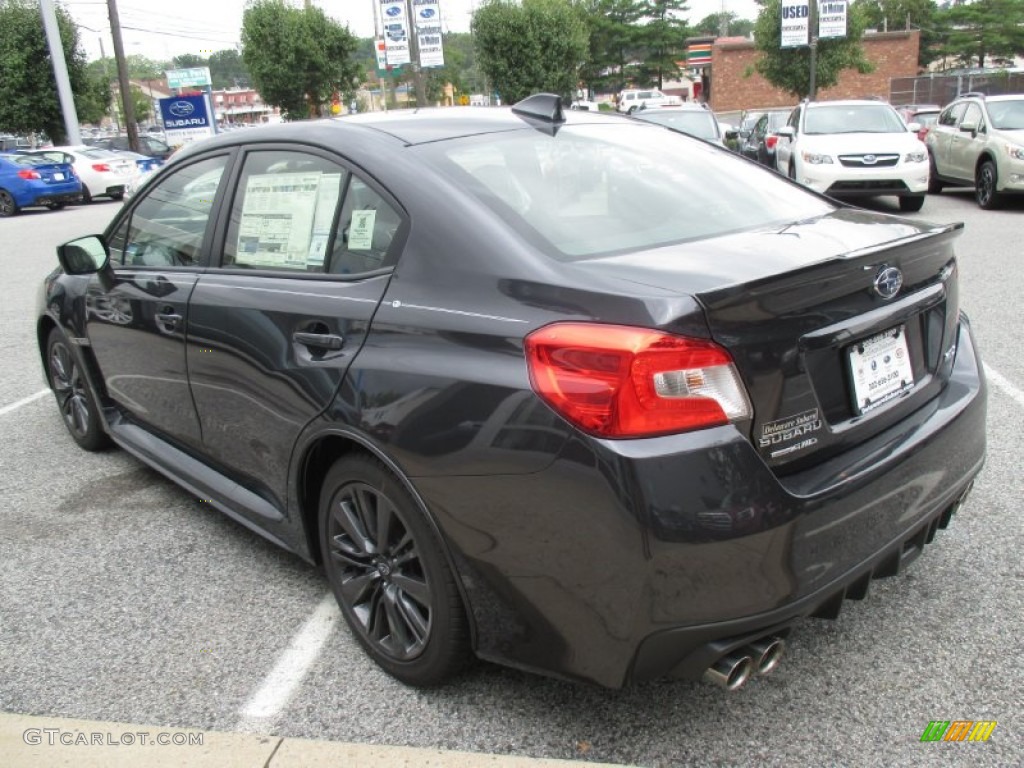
[525,323,752,438]
[766,135,778,150]
[17,169,41,179]
[92,163,111,172]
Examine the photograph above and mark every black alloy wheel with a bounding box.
[975,160,1002,210]
[46,329,109,451]
[0,190,19,217]
[319,454,469,686]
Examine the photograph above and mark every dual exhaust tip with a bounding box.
[702,637,785,691]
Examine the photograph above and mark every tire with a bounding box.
[899,195,925,213]
[627,106,636,115]
[47,203,66,211]
[788,161,797,181]
[46,328,110,451]
[975,160,1002,210]
[319,454,469,686]
[110,191,124,201]
[0,189,19,217]
[927,154,943,194]
[80,185,92,204]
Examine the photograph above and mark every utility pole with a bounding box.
[106,0,139,152]
[808,0,818,101]
[406,0,427,108]
[39,0,81,145]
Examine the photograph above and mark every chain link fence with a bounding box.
[890,72,1024,107]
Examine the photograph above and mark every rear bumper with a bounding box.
[25,189,82,207]
[415,316,986,688]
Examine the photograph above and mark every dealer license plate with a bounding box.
[848,325,914,414]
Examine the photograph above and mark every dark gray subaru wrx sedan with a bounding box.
[37,95,986,690]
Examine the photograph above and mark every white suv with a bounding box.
[616,89,677,114]
[926,93,1024,209]
[774,100,930,212]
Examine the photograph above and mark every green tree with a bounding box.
[0,0,99,142]
[635,0,690,88]
[752,0,874,99]
[79,61,114,125]
[937,0,1024,69]
[209,48,250,89]
[241,0,361,119]
[115,85,152,125]
[472,0,590,104]
[692,12,755,38]
[854,0,944,67]
[580,0,645,94]
[172,53,207,70]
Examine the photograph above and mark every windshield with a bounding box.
[633,110,720,140]
[804,105,907,134]
[418,124,834,260]
[987,99,1024,130]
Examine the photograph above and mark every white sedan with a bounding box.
[24,146,138,202]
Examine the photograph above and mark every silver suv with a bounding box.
[926,93,1024,209]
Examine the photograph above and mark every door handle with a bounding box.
[155,311,182,327]
[293,332,344,350]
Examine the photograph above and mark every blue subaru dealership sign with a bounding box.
[158,94,215,147]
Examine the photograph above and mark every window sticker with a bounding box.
[307,173,342,266]
[348,209,377,250]
[236,172,323,268]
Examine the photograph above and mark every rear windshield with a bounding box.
[9,154,53,166]
[804,104,907,134]
[633,110,720,140]
[418,123,834,260]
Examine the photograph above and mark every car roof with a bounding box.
[806,100,893,108]
[638,104,711,113]
[179,107,640,151]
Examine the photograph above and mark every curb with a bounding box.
[2,712,617,767]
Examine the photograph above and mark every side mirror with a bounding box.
[739,128,752,139]
[959,120,978,134]
[906,122,921,133]
[777,125,796,140]
[724,128,739,140]
[57,235,115,291]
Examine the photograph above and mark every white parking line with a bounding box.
[985,364,1024,410]
[236,592,340,732]
[0,389,50,417]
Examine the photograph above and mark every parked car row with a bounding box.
[0,143,166,216]
[730,93,1023,211]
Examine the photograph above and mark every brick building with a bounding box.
[707,30,920,112]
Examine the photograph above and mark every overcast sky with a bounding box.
[64,0,761,62]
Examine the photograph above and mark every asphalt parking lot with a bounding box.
[1,190,1022,767]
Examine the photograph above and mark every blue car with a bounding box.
[0,153,81,216]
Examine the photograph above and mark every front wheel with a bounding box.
[46,328,110,451]
[975,160,1002,209]
[319,454,469,686]
[899,195,925,213]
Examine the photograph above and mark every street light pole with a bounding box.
[39,0,82,145]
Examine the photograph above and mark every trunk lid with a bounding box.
[573,208,963,472]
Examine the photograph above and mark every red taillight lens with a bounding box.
[17,169,41,179]
[525,323,752,438]
[92,163,111,172]
[766,135,778,150]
